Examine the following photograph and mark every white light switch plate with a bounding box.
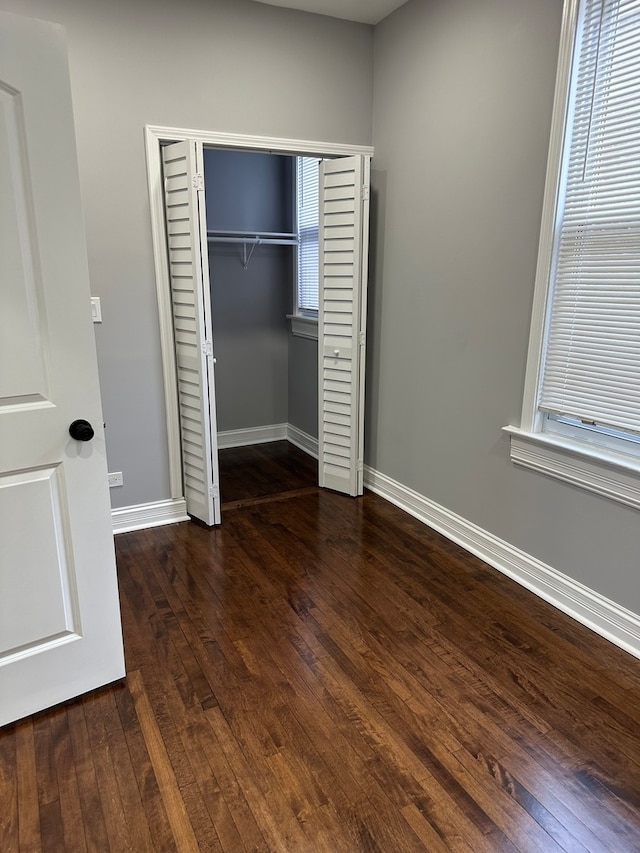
[91,296,102,323]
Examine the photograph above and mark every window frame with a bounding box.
[505,0,640,511]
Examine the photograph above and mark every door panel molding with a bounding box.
[0,465,79,662]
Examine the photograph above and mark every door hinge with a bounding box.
[358,331,366,346]
[361,184,369,201]
[356,460,364,474]
[209,484,219,499]
[202,340,213,356]
[193,173,204,192]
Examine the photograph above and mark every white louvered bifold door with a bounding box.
[319,155,370,496]
[162,140,221,525]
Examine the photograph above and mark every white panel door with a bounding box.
[162,141,221,525]
[0,12,124,727]
[319,155,370,496]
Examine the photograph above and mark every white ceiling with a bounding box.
[252,0,408,25]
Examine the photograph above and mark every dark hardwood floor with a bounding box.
[3,441,640,851]
[218,440,319,509]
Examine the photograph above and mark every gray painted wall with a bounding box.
[370,0,640,613]
[205,149,293,234]
[288,334,318,439]
[0,0,372,508]
[205,149,292,432]
[209,246,291,431]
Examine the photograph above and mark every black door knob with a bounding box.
[69,419,95,441]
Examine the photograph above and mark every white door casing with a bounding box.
[145,128,372,510]
[162,140,221,525]
[0,12,124,726]
[319,155,369,496]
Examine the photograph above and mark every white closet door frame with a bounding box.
[144,125,373,505]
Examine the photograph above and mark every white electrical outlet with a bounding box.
[108,471,123,488]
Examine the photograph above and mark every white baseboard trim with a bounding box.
[216,423,319,458]
[112,498,189,535]
[217,424,288,449]
[364,465,640,661]
[287,424,319,459]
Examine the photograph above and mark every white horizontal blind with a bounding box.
[539,0,640,434]
[297,157,320,312]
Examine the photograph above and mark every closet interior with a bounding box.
[202,148,318,505]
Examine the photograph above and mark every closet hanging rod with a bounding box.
[206,230,298,269]
[207,229,297,242]
[207,236,298,246]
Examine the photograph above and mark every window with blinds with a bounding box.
[296,157,320,314]
[539,0,640,453]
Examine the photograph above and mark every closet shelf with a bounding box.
[207,230,298,269]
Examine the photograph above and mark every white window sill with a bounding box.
[503,426,640,511]
[287,314,318,340]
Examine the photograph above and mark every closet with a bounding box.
[161,138,370,526]
[204,149,301,449]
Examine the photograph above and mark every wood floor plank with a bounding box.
[81,689,136,853]
[14,719,41,852]
[130,635,229,852]
[32,714,58,810]
[113,685,178,853]
[65,699,112,853]
[39,800,64,853]
[98,688,158,853]
[400,803,455,852]
[0,722,19,852]
[128,669,201,853]
[49,706,87,852]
